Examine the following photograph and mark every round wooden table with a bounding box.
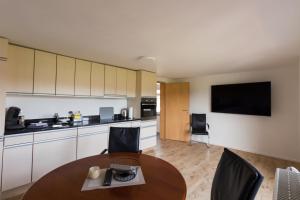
[23,153,186,200]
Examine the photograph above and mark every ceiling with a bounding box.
[0,0,300,78]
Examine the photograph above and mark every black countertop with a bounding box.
[4,118,148,136]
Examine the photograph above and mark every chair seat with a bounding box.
[192,130,208,135]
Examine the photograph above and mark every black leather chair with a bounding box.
[190,113,210,147]
[101,127,142,154]
[211,148,264,200]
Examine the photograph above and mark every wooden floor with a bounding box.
[4,139,300,200]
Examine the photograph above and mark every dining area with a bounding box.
[17,125,266,200]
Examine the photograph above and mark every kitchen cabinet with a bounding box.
[75,59,91,96]
[126,70,136,98]
[32,129,77,181]
[140,120,157,150]
[0,89,5,136]
[91,63,105,96]
[2,134,33,191]
[56,55,75,95]
[34,50,56,94]
[104,65,117,95]
[116,68,127,96]
[7,45,34,93]
[138,71,156,97]
[77,125,109,159]
[0,37,8,60]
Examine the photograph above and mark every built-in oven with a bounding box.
[141,97,157,119]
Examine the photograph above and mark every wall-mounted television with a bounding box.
[211,82,271,116]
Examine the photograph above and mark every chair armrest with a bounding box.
[139,150,143,154]
[100,149,108,155]
[206,123,210,130]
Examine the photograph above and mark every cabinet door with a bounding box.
[32,137,77,182]
[7,45,34,93]
[140,136,157,150]
[116,68,127,96]
[77,132,108,159]
[105,65,117,95]
[56,55,75,95]
[126,70,136,97]
[75,59,91,96]
[141,71,156,97]
[140,125,157,139]
[34,50,56,94]
[91,63,105,96]
[2,144,33,191]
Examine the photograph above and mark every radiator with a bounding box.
[273,168,300,200]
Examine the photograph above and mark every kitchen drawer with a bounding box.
[131,121,141,127]
[110,122,132,128]
[140,136,157,150]
[34,128,77,142]
[78,125,109,136]
[141,120,157,128]
[141,126,157,139]
[4,133,33,147]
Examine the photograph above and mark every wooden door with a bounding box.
[7,45,34,93]
[56,55,75,95]
[34,50,56,94]
[91,63,105,96]
[116,68,127,96]
[104,65,117,95]
[165,82,190,142]
[126,70,136,97]
[75,59,91,96]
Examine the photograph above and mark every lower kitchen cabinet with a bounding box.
[2,143,33,191]
[140,136,157,150]
[32,137,77,182]
[77,132,108,159]
[140,120,157,150]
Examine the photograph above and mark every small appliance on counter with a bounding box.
[128,107,133,119]
[121,108,128,119]
[5,107,25,130]
[100,107,114,120]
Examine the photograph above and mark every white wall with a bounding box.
[185,65,300,162]
[6,95,127,119]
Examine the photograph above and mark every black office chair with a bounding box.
[190,113,210,147]
[211,148,264,200]
[101,127,142,154]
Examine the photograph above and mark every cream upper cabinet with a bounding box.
[34,51,56,94]
[7,45,34,93]
[56,55,75,95]
[91,63,105,96]
[75,59,91,96]
[116,68,127,96]
[140,71,156,97]
[126,70,136,97]
[0,38,8,60]
[104,65,117,95]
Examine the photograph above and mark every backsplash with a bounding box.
[6,95,127,119]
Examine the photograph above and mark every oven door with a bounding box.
[141,104,156,118]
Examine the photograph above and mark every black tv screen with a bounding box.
[211,82,271,116]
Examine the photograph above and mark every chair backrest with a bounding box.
[108,127,140,153]
[211,148,263,200]
[191,113,206,131]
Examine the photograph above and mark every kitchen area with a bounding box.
[0,38,157,195]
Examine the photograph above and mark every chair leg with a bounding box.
[206,135,210,148]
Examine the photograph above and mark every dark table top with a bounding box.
[4,118,145,136]
[22,153,186,200]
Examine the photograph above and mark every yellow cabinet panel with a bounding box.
[75,59,91,96]
[56,55,75,95]
[7,45,34,93]
[126,70,136,97]
[116,68,127,96]
[91,63,105,96]
[104,65,117,95]
[34,51,56,94]
[141,71,156,97]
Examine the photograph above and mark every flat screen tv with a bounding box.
[211,82,271,116]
